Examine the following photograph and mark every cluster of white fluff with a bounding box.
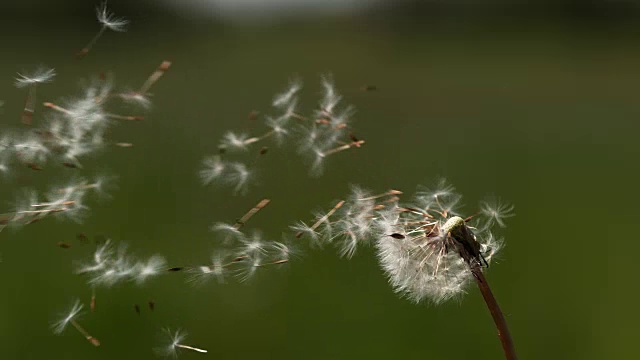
[189,203,295,284]
[199,75,362,194]
[75,239,168,287]
[294,180,513,304]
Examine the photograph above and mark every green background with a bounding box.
[1,1,639,359]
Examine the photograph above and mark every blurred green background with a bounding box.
[1,1,640,359]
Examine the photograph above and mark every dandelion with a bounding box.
[295,180,516,359]
[479,197,515,228]
[155,328,207,358]
[225,162,252,195]
[15,67,55,124]
[374,180,515,359]
[199,155,226,185]
[319,73,341,116]
[219,131,253,152]
[272,77,302,109]
[187,252,229,285]
[134,255,168,284]
[51,299,100,346]
[77,1,129,58]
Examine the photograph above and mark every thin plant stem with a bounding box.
[233,198,271,230]
[175,343,207,353]
[77,26,107,58]
[70,319,100,346]
[471,265,517,360]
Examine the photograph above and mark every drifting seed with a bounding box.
[259,146,269,155]
[321,140,365,157]
[248,110,259,120]
[389,233,406,240]
[233,199,271,230]
[63,162,80,169]
[296,200,345,238]
[167,267,184,272]
[27,163,43,171]
[148,300,155,311]
[134,304,140,315]
[57,241,72,249]
[360,85,377,91]
[139,60,171,94]
[77,233,88,244]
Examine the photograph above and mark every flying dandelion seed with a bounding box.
[77,1,129,58]
[51,299,100,346]
[14,67,56,125]
[154,328,207,358]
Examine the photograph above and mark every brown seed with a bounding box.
[57,241,72,249]
[77,233,88,243]
[148,300,155,311]
[248,110,259,121]
[134,304,140,315]
[389,233,406,240]
[27,163,42,171]
[167,267,184,272]
[259,147,268,155]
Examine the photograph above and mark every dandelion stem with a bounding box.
[243,129,278,146]
[290,112,307,121]
[233,199,271,230]
[77,26,107,58]
[175,344,208,353]
[70,319,100,347]
[22,85,37,125]
[296,200,345,238]
[357,189,402,201]
[139,61,171,94]
[321,140,365,157]
[471,266,517,360]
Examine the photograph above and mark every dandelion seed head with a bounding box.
[272,77,302,108]
[237,230,267,258]
[479,197,515,228]
[309,148,325,177]
[373,183,511,304]
[188,252,228,285]
[96,1,129,32]
[319,73,342,115]
[210,222,242,243]
[226,162,252,195]
[236,255,262,282]
[134,255,167,284]
[14,67,56,88]
[290,221,321,244]
[155,328,187,358]
[220,132,250,152]
[265,115,290,145]
[51,299,84,334]
[199,155,226,185]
